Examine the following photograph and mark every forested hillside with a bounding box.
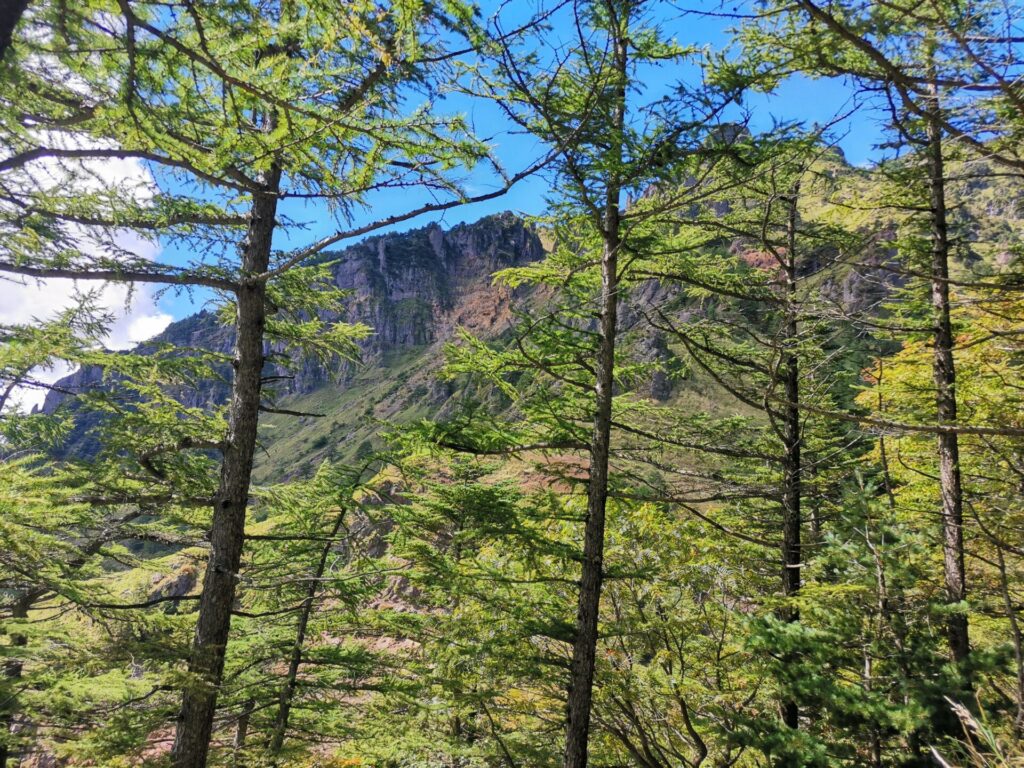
[2,2,1023,767]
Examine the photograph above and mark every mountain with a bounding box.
[42,154,1024,477]
[41,213,546,477]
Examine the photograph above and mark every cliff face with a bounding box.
[43,213,543,410]
[287,211,543,396]
[328,213,543,350]
[40,213,545,460]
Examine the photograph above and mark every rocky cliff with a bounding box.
[40,213,545,466]
[42,154,1020,475]
[43,213,543,410]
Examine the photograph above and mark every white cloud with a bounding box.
[0,274,173,347]
[1,149,174,413]
[121,310,174,348]
[0,275,174,412]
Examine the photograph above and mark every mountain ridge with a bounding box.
[39,213,546,470]
[41,156,1023,475]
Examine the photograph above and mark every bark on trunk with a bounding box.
[231,698,253,767]
[268,510,346,759]
[562,16,626,767]
[0,0,30,61]
[563,195,620,768]
[780,189,801,731]
[171,165,281,768]
[924,88,970,669]
[0,596,30,768]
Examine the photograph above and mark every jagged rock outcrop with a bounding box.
[42,213,544,429]
[325,212,543,360]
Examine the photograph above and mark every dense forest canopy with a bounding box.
[1,1,1023,766]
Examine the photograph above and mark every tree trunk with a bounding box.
[924,87,970,670]
[562,15,626,768]
[0,595,30,768]
[563,194,621,768]
[0,0,30,61]
[780,188,802,731]
[171,165,281,768]
[268,509,346,759]
[231,698,253,767]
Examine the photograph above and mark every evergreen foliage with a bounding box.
[1,1,1023,767]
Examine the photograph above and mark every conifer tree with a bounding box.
[0,1,534,764]
[738,0,1018,703]
[637,133,871,760]
[439,3,747,763]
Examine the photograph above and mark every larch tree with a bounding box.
[484,5,634,763]
[637,132,868,757]
[737,0,1017,693]
[0,1,538,764]
[440,2,748,764]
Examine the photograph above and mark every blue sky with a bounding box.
[154,1,884,322]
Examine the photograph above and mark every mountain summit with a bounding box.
[42,213,545,475]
